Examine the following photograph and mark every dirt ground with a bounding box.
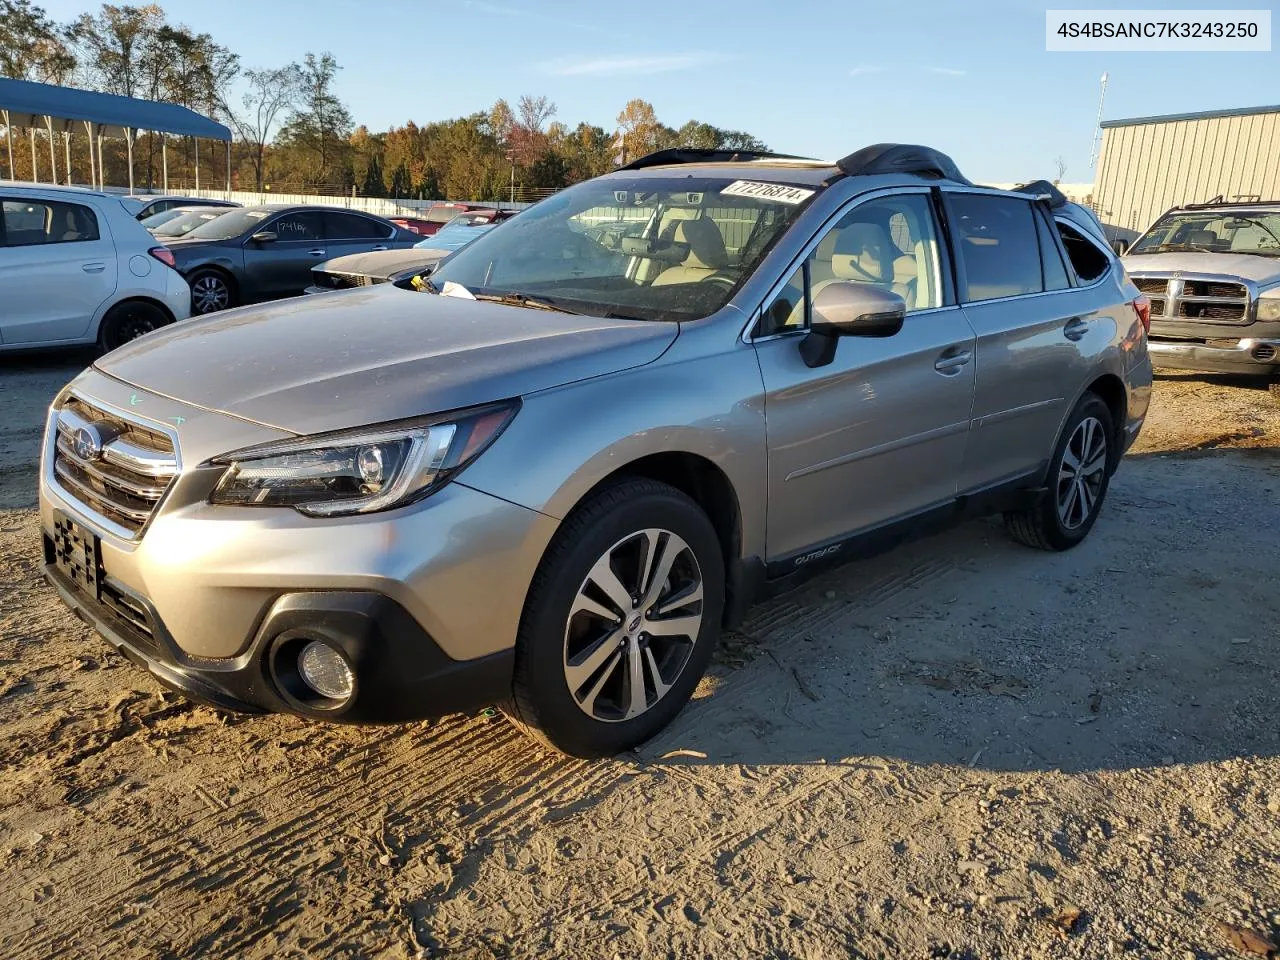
[1,355,1278,960]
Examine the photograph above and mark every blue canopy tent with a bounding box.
[0,77,232,193]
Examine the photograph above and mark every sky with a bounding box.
[37,0,1280,183]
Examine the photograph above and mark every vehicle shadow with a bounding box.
[636,444,1279,774]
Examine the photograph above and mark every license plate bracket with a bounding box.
[52,512,102,600]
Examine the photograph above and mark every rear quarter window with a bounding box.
[1056,220,1111,284]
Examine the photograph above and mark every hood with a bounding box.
[319,248,440,279]
[1124,251,1280,285]
[95,284,678,437]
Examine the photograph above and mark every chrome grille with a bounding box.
[1128,273,1253,324]
[316,270,372,289]
[51,398,178,539]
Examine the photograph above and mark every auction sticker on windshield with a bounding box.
[720,181,815,204]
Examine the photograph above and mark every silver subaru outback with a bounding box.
[40,145,1152,757]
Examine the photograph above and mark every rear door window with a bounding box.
[1035,209,1072,291]
[948,193,1043,302]
[2,199,100,246]
[326,212,392,240]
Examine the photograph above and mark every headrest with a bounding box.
[1186,229,1217,246]
[831,222,892,282]
[672,217,728,269]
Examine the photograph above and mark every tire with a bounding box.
[504,478,725,758]
[97,300,172,353]
[1004,393,1115,551]
[188,268,235,314]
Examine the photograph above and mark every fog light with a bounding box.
[298,641,354,701]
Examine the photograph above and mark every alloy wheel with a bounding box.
[191,274,230,313]
[1056,415,1107,530]
[563,528,704,723]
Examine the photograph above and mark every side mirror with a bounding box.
[251,231,278,244]
[1111,239,1129,256]
[800,282,906,368]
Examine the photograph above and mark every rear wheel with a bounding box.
[188,269,235,314]
[98,300,171,353]
[504,478,724,757]
[1005,393,1114,551]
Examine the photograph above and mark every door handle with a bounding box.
[934,347,972,375]
[308,248,327,257]
[371,245,388,251]
[1063,317,1089,341]
[82,262,106,273]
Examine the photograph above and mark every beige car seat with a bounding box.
[652,218,729,285]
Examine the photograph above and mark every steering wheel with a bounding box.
[700,272,737,288]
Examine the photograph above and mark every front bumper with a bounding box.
[1148,337,1280,374]
[45,562,514,721]
[38,375,561,722]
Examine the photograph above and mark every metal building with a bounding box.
[1093,104,1280,239]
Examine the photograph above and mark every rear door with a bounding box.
[241,210,326,299]
[0,195,117,344]
[944,189,1093,491]
[323,212,396,262]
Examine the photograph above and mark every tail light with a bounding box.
[148,246,176,268]
[1132,294,1151,334]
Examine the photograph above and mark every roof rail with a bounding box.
[617,148,817,170]
[1012,179,1069,208]
[835,143,970,184]
[1181,196,1280,209]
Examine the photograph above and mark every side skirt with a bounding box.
[729,469,1046,611]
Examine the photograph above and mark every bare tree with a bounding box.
[224,64,302,191]
[1054,155,1067,184]
[516,94,556,134]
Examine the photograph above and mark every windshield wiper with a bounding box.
[1140,243,1216,254]
[472,292,579,314]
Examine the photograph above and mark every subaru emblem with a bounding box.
[72,424,104,462]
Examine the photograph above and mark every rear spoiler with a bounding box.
[1013,179,1068,208]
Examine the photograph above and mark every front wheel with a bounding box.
[1005,393,1115,551]
[504,478,725,757]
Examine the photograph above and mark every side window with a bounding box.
[2,199,100,246]
[949,194,1043,302]
[269,211,324,242]
[326,212,392,240]
[1035,208,1072,291]
[756,193,942,337]
[1056,220,1111,284]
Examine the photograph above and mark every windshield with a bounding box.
[141,209,185,229]
[185,207,272,241]
[154,208,227,237]
[429,175,818,321]
[1131,209,1280,256]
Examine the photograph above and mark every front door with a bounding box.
[753,190,977,563]
[242,210,326,300]
[0,196,116,344]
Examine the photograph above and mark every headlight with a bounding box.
[1256,295,1280,323]
[209,402,517,517]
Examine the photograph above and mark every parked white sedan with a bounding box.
[0,184,191,352]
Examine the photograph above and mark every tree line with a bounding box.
[0,1,768,201]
